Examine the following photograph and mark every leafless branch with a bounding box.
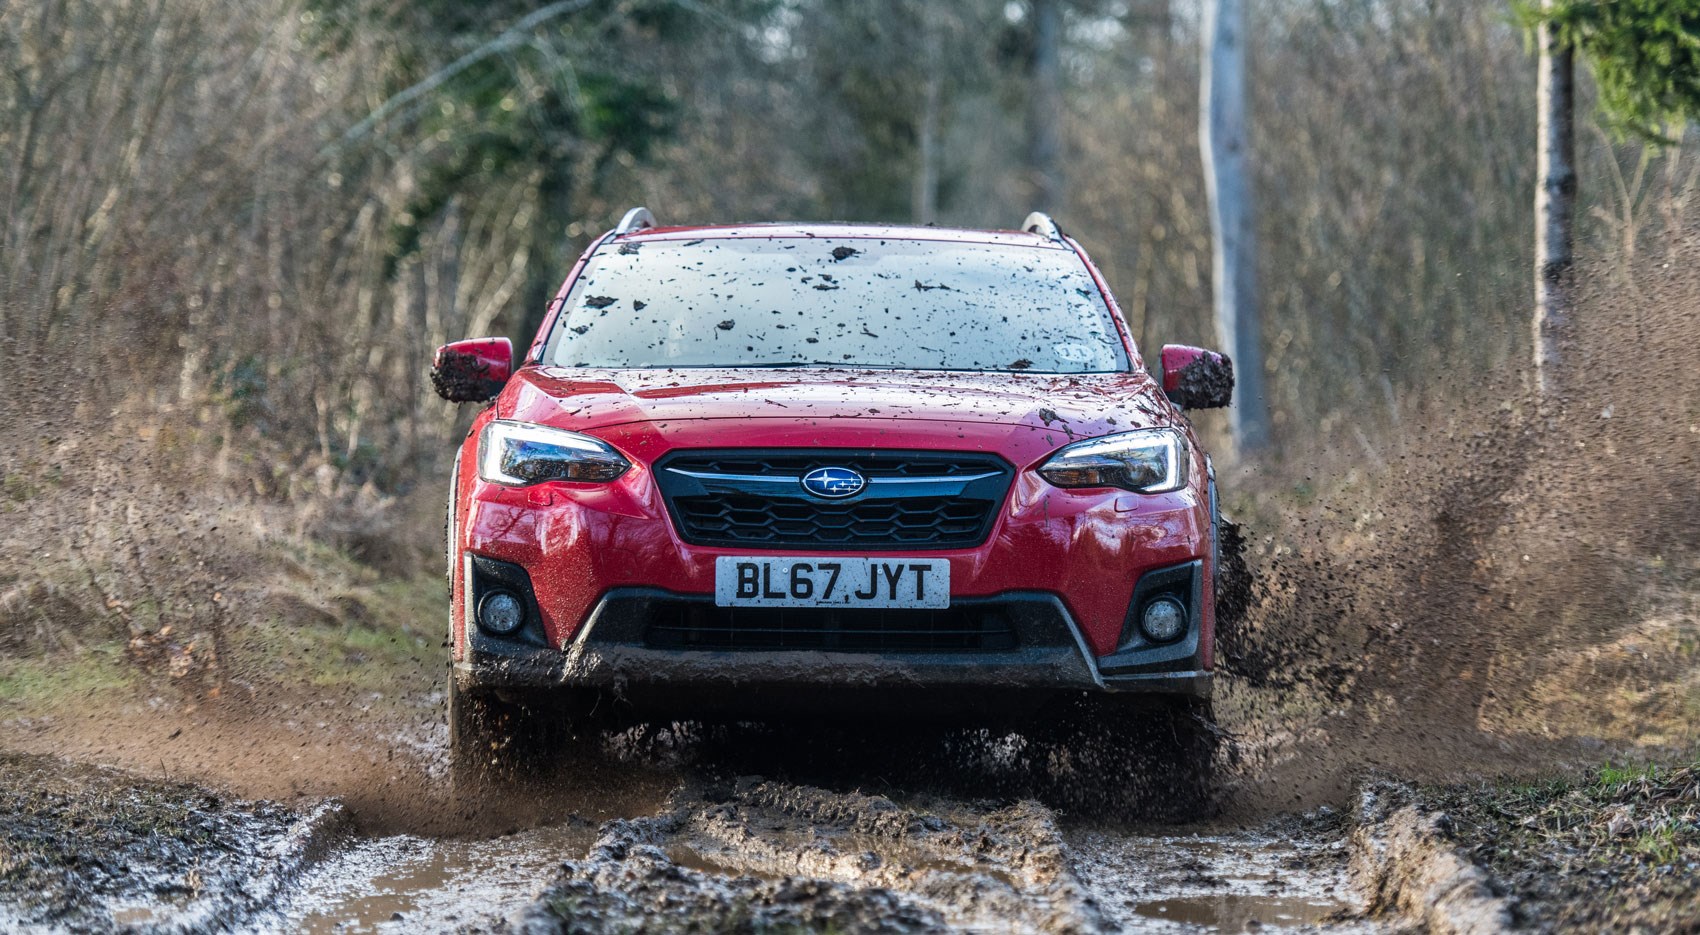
[321,0,597,159]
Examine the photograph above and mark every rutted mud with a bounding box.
[261,821,600,933]
[1069,814,1368,932]
[0,721,1375,932]
[257,776,1373,933]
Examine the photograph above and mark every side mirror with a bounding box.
[1159,344,1234,409]
[431,337,513,403]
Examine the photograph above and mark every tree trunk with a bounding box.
[521,166,575,345]
[1533,2,1576,398]
[912,6,942,225]
[1200,0,1270,451]
[1028,0,1063,214]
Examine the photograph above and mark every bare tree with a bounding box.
[1533,0,1576,397]
[1200,0,1270,450]
[1028,0,1063,214]
[913,3,944,224]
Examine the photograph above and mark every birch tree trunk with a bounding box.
[912,5,942,225]
[1533,1,1576,397]
[1200,0,1270,451]
[1028,0,1063,214]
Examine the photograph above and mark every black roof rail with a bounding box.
[1021,211,1063,242]
[614,207,656,236]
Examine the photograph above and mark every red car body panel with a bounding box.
[449,222,1221,704]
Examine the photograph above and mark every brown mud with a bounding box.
[1420,765,1700,931]
[3,235,1700,928]
[1212,237,1700,816]
[0,753,310,931]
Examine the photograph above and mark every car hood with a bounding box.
[501,367,1177,439]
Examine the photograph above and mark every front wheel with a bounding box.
[448,676,600,797]
[1023,693,1221,820]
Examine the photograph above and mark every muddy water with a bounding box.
[1069,821,1372,932]
[258,822,599,932]
[254,787,1369,933]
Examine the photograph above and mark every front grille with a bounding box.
[643,603,1017,652]
[663,453,981,478]
[674,494,989,547]
[654,449,1013,551]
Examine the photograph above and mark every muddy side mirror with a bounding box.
[1159,345,1234,409]
[431,337,513,403]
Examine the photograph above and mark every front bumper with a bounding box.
[456,570,1212,711]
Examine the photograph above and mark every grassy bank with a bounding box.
[1425,761,1700,930]
[0,531,442,721]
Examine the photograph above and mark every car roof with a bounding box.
[617,222,1069,250]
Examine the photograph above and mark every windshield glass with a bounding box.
[542,237,1130,373]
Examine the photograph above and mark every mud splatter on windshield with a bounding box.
[543,239,1127,373]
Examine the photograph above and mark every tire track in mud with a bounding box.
[268,778,1374,934]
[522,779,1110,933]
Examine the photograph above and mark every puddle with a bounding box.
[260,821,597,933]
[1066,824,1372,932]
[666,843,785,880]
[109,903,175,927]
[1134,894,1344,929]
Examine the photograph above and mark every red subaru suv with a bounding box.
[434,209,1236,785]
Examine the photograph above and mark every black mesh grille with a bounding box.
[655,449,1012,551]
[674,494,990,547]
[664,452,983,478]
[643,603,1017,652]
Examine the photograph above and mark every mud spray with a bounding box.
[4,235,1699,930]
[1218,233,1700,810]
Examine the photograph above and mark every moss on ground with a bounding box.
[1425,761,1700,931]
[0,646,135,708]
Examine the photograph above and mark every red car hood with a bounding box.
[501,367,1177,439]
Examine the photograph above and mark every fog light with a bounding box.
[477,590,525,635]
[1139,597,1186,643]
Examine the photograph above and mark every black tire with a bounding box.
[449,676,601,797]
[1021,692,1220,821]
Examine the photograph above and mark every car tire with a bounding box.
[449,675,614,797]
[1024,693,1220,820]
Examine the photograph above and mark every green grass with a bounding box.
[1597,761,1661,789]
[226,543,444,693]
[0,530,446,716]
[1635,823,1683,864]
[0,646,136,710]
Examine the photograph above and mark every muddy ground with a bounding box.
[3,682,1693,934]
[4,239,1700,930]
[0,715,1378,934]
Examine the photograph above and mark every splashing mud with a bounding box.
[4,224,1700,929]
[1219,234,1700,808]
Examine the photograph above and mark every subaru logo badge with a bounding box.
[801,466,865,499]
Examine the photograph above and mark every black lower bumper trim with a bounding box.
[457,584,1212,703]
[564,589,1100,691]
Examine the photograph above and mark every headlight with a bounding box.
[1037,428,1188,494]
[477,420,630,485]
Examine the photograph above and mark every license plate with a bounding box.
[714,557,950,609]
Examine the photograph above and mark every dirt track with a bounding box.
[1,731,1373,934]
[0,688,1387,933]
[264,786,1367,933]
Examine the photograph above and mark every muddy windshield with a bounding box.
[542,238,1130,373]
